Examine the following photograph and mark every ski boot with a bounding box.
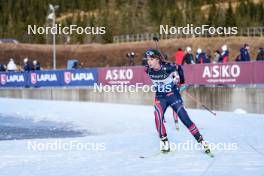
[200,140,211,154]
[175,120,179,131]
[160,136,170,152]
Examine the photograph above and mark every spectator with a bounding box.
[80,62,84,68]
[207,55,212,63]
[182,46,195,64]
[142,57,148,66]
[163,52,169,61]
[7,58,17,71]
[0,64,6,72]
[239,44,250,62]
[33,60,41,70]
[72,61,78,69]
[175,48,184,65]
[256,47,264,61]
[214,50,221,63]
[127,52,135,66]
[23,58,34,71]
[196,48,207,64]
[219,45,229,63]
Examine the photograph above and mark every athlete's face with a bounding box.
[147,57,160,69]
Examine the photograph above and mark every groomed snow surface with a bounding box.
[0,98,263,176]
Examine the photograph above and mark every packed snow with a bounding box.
[0,98,263,176]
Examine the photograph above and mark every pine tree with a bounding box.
[207,2,217,26]
[225,1,236,26]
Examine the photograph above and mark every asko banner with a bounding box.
[252,62,264,84]
[0,72,27,87]
[183,62,264,85]
[63,69,98,86]
[98,66,152,85]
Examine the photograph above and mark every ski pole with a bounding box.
[184,90,216,116]
[179,84,189,93]
[153,36,168,62]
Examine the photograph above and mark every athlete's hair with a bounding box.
[144,49,162,60]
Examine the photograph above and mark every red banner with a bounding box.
[184,62,254,85]
[97,62,264,85]
[253,62,264,84]
[98,66,151,85]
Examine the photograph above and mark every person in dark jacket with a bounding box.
[23,58,34,71]
[0,64,6,72]
[196,48,208,64]
[239,44,250,62]
[182,47,195,64]
[256,48,264,61]
[33,60,41,70]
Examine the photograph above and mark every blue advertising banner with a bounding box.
[0,72,27,87]
[0,69,98,88]
[62,69,98,86]
[28,70,62,87]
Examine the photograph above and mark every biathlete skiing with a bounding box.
[143,49,211,154]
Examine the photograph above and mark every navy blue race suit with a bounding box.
[145,62,203,142]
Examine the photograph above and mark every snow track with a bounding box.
[0,98,263,176]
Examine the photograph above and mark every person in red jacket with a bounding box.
[175,48,184,65]
[220,45,229,63]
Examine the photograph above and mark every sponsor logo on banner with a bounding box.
[8,74,24,82]
[31,73,57,84]
[64,72,71,84]
[0,74,24,85]
[0,74,7,85]
[31,73,37,84]
[64,72,95,84]
[202,64,240,83]
[105,69,133,84]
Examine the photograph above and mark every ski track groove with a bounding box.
[199,157,217,176]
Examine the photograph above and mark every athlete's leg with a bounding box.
[172,109,179,122]
[154,97,168,138]
[167,93,203,142]
[172,108,180,130]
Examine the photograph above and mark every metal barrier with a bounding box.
[113,27,264,43]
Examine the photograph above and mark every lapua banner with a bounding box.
[0,72,27,87]
[29,70,62,87]
[63,69,98,86]
[0,69,98,87]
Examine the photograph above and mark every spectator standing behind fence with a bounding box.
[239,44,251,62]
[207,55,212,63]
[127,52,135,66]
[33,60,41,70]
[175,48,184,65]
[7,58,17,71]
[0,64,7,72]
[23,58,34,71]
[219,45,229,63]
[213,50,221,63]
[196,48,209,64]
[182,47,195,64]
[256,48,264,61]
